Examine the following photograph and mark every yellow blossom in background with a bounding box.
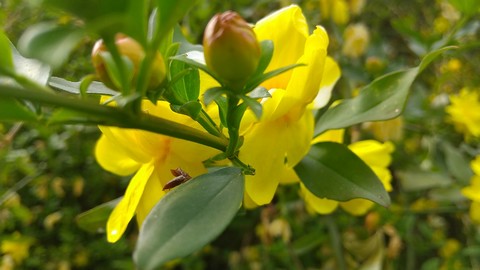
[342,23,370,58]
[445,88,480,139]
[95,100,220,243]
[319,0,350,25]
[0,233,33,264]
[363,117,404,142]
[461,156,480,223]
[237,5,340,206]
[302,129,394,216]
[349,0,367,15]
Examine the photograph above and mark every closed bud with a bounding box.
[91,34,166,91]
[203,11,261,88]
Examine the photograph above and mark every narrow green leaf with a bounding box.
[240,96,262,120]
[76,198,121,233]
[134,167,244,270]
[48,77,118,96]
[315,46,455,136]
[154,0,199,42]
[295,142,390,207]
[203,87,227,106]
[171,54,222,84]
[0,98,38,122]
[0,31,14,71]
[254,40,274,75]
[441,142,473,185]
[170,101,203,120]
[100,52,134,91]
[244,63,304,93]
[248,87,271,99]
[17,23,84,69]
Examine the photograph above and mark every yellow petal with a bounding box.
[471,156,480,176]
[107,162,155,243]
[255,5,308,90]
[279,167,300,184]
[349,140,395,168]
[312,129,345,144]
[470,201,480,224]
[284,109,314,167]
[99,126,155,163]
[340,199,374,215]
[301,184,339,214]
[134,167,166,226]
[272,26,328,120]
[312,56,341,109]
[95,134,141,176]
[462,176,480,201]
[370,165,393,192]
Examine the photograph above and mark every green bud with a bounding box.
[203,11,261,88]
[91,34,166,91]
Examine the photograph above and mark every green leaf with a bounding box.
[294,142,390,207]
[134,167,244,270]
[397,170,452,192]
[254,40,274,75]
[203,87,228,106]
[315,46,456,136]
[170,101,203,120]
[9,42,51,86]
[17,23,84,69]
[154,0,198,42]
[0,98,38,122]
[248,87,271,99]
[239,96,262,120]
[100,51,134,91]
[171,53,222,84]
[244,63,304,94]
[76,198,121,233]
[0,31,14,71]
[441,142,473,185]
[167,60,200,104]
[48,77,118,96]
[448,0,480,16]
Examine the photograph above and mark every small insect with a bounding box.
[162,168,192,191]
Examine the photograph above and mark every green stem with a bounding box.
[325,216,347,270]
[225,96,240,158]
[0,84,228,152]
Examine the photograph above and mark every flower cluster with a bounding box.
[445,88,480,140]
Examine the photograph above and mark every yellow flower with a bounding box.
[342,23,370,58]
[446,88,480,139]
[1,233,33,264]
[238,5,340,206]
[461,156,480,223]
[319,0,350,25]
[95,100,219,243]
[302,130,395,216]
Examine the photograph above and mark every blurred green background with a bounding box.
[1,0,479,269]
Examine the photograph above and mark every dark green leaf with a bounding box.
[154,0,198,42]
[76,198,121,233]
[0,31,13,71]
[295,142,390,207]
[315,46,455,136]
[0,98,38,122]
[171,53,222,84]
[248,87,271,99]
[17,23,84,69]
[134,167,244,270]
[441,142,473,185]
[244,63,304,93]
[254,40,274,75]
[203,87,227,106]
[48,77,118,96]
[170,101,203,120]
[240,96,262,120]
[168,60,200,103]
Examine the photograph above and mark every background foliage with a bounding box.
[1,0,479,269]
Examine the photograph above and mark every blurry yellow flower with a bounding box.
[95,100,219,243]
[342,23,370,58]
[446,88,480,139]
[349,0,366,15]
[238,5,340,206]
[439,238,461,258]
[440,58,462,73]
[319,0,350,24]
[461,156,480,223]
[43,211,63,231]
[1,233,33,264]
[302,130,394,216]
[364,117,404,142]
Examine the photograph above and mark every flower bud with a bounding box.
[203,11,261,87]
[91,34,166,91]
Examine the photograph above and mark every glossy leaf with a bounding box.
[295,142,390,207]
[48,77,117,96]
[134,167,244,270]
[166,60,200,104]
[8,42,51,86]
[315,46,455,136]
[17,23,84,69]
[76,198,121,233]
